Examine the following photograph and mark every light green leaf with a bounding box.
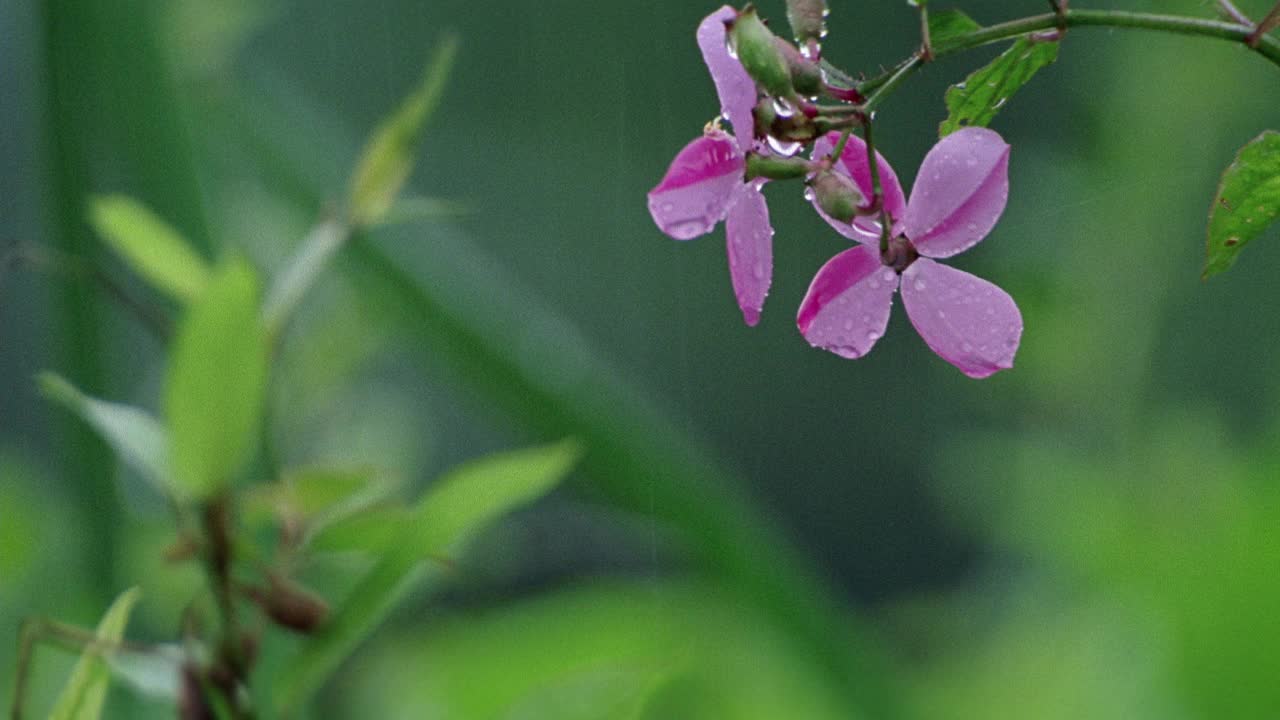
[261,219,347,335]
[242,465,390,542]
[305,506,410,555]
[49,588,142,720]
[275,439,580,714]
[88,195,211,302]
[348,35,459,227]
[166,256,268,499]
[1204,131,1280,278]
[939,38,1058,137]
[928,9,981,50]
[38,372,175,499]
[107,645,183,702]
[333,582,851,720]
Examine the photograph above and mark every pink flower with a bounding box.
[647,6,773,327]
[797,128,1023,378]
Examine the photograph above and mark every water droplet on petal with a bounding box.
[961,342,974,353]
[803,187,816,202]
[725,34,738,59]
[772,97,796,118]
[913,279,926,292]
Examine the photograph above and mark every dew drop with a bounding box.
[882,269,896,283]
[961,342,974,353]
[913,279,926,292]
[803,187,816,202]
[766,136,803,157]
[772,97,796,118]
[725,34,738,59]
[753,261,766,280]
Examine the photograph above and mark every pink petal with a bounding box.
[904,128,1010,259]
[810,132,908,244]
[725,182,773,326]
[697,6,758,139]
[796,245,898,359]
[900,258,1022,379]
[648,132,745,240]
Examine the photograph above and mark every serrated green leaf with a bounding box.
[274,439,580,714]
[928,9,981,50]
[166,257,267,499]
[348,35,459,227]
[37,373,176,499]
[88,195,211,302]
[939,38,1058,137]
[1203,131,1280,278]
[49,588,142,720]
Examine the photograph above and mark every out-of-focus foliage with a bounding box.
[4,0,1280,717]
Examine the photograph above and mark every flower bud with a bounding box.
[727,6,794,99]
[773,37,822,97]
[247,575,330,633]
[785,0,828,48]
[810,170,866,223]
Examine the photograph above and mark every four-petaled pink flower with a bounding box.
[797,128,1023,378]
[647,6,774,326]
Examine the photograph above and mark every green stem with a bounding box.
[858,8,1280,101]
[859,116,894,256]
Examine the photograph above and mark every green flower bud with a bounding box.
[786,0,828,47]
[810,169,866,223]
[774,37,822,96]
[728,6,794,99]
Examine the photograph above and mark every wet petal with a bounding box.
[698,6,758,138]
[725,183,773,326]
[796,245,898,359]
[648,132,745,240]
[900,258,1022,378]
[904,128,1010,259]
[810,132,907,244]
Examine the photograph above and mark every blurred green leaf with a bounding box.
[107,645,183,702]
[87,195,211,302]
[306,505,409,555]
[166,257,268,499]
[275,439,580,714]
[243,465,391,542]
[38,372,175,499]
[48,587,141,720]
[379,196,471,226]
[262,219,347,336]
[928,9,981,50]
[348,35,459,227]
[939,38,1058,136]
[1203,130,1280,278]
[333,582,851,720]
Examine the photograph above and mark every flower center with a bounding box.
[882,234,919,274]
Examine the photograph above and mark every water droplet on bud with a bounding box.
[766,135,803,157]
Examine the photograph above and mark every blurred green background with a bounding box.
[3,0,1280,717]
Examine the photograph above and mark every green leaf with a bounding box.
[928,9,981,50]
[274,439,580,714]
[1203,131,1280,278]
[166,256,268,498]
[38,373,176,499]
[333,582,851,720]
[939,38,1059,137]
[88,195,211,302]
[49,588,142,720]
[242,465,391,542]
[348,35,459,227]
